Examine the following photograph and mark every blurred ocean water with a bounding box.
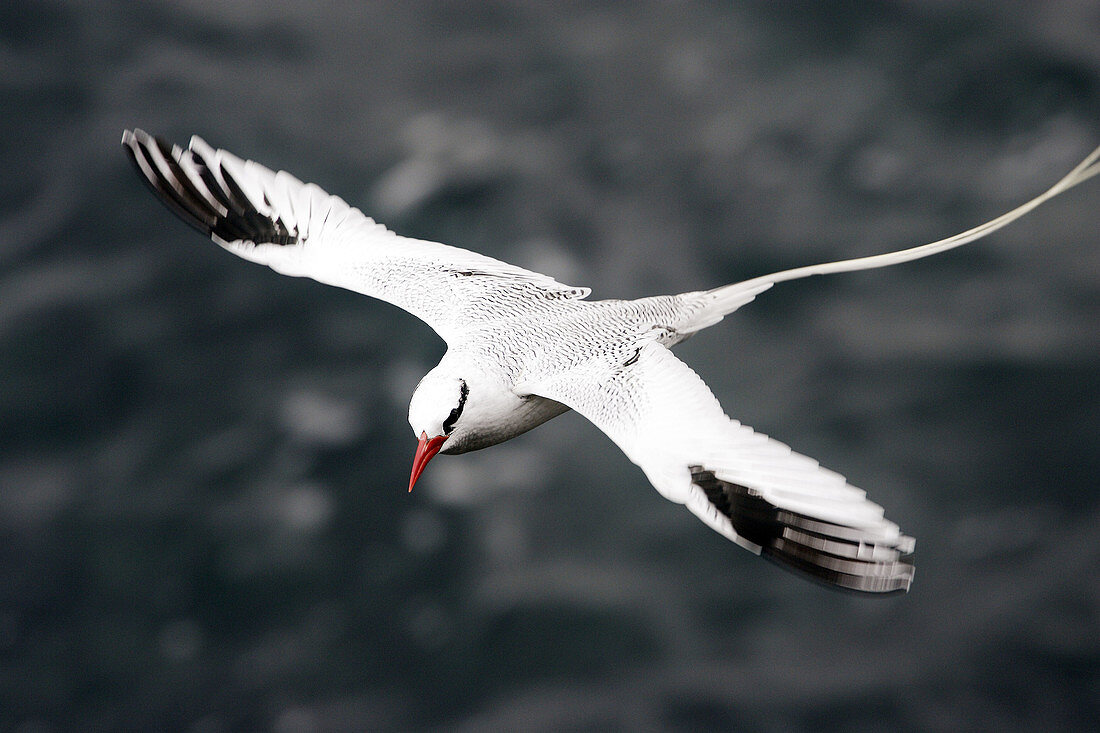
[2,1,1099,730]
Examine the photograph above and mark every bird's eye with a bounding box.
[443,407,460,434]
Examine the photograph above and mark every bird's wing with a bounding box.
[526,341,914,594]
[122,129,589,343]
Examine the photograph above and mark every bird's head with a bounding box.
[406,368,469,491]
[406,353,562,492]
[407,353,510,491]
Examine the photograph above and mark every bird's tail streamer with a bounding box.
[698,143,1100,322]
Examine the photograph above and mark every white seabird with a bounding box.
[122,128,1100,594]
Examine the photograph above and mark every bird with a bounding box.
[121,128,1100,594]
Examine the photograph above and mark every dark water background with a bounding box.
[3,1,1099,730]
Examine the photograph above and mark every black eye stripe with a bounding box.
[443,379,469,434]
[443,408,459,433]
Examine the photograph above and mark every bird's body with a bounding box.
[122,128,1100,594]
[414,296,680,453]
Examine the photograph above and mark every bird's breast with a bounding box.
[441,393,570,454]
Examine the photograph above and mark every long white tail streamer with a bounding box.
[729,144,1100,293]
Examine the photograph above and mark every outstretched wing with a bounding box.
[528,341,915,594]
[122,129,589,343]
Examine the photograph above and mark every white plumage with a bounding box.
[122,129,1100,594]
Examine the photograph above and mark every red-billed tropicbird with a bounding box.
[122,129,1100,594]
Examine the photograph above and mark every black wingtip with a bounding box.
[121,129,298,247]
[690,467,915,595]
[122,128,216,236]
